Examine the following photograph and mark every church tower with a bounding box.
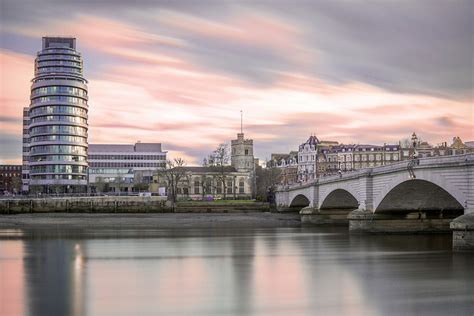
[231,111,254,172]
[231,132,254,172]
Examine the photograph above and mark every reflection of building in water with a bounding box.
[23,239,85,316]
[229,231,255,314]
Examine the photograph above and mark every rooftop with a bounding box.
[89,142,164,153]
[172,166,238,173]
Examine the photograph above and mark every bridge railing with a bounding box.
[277,153,473,190]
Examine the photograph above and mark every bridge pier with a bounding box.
[300,207,352,225]
[276,154,473,243]
[450,211,474,252]
[348,208,454,234]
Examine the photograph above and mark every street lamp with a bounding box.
[411,132,419,159]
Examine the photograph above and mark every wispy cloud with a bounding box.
[0,2,472,164]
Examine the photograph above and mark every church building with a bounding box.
[159,131,256,200]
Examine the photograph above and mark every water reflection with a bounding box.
[22,239,85,316]
[0,241,24,316]
[0,227,473,315]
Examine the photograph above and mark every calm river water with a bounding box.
[0,227,473,316]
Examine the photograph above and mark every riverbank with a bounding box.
[0,212,301,231]
[0,196,270,214]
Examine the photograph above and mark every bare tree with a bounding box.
[158,158,187,206]
[208,143,231,199]
[11,176,22,194]
[95,176,105,194]
[400,136,423,148]
[255,164,282,202]
[114,170,125,195]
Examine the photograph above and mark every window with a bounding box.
[245,149,249,155]
[194,180,200,194]
[205,179,212,193]
[239,179,245,193]
[227,180,233,194]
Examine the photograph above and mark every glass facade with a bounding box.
[30,105,87,117]
[28,37,88,193]
[30,125,87,136]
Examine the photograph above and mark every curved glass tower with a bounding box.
[28,37,88,193]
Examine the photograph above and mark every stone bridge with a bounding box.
[275,154,474,248]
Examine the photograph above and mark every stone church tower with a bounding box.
[231,131,256,198]
[231,133,254,172]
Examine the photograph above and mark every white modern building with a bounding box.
[88,142,167,193]
[26,37,89,193]
[21,107,30,193]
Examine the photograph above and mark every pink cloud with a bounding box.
[0,50,33,134]
[158,10,311,64]
[1,14,473,164]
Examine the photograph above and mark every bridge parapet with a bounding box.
[276,153,473,214]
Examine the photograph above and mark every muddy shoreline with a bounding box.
[0,212,301,232]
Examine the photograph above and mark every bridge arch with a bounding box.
[289,194,310,209]
[374,170,467,213]
[375,179,464,216]
[320,189,359,210]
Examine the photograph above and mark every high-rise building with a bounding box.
[26,37,89,193]
[21,107,30,193]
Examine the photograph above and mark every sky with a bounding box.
[0,0,473,164]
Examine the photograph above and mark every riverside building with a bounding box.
[157,132,256,200]
[88,142,167,193]
[25,37,89,194]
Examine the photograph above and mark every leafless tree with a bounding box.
[158,158,187,206]
[255,164,282,202]
[114,170,126,195]
[95,176,105,193]
[208,143,231,199]
[400,136,423,148]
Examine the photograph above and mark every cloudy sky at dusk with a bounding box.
[1,0,472,164]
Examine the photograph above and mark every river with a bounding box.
[0,226,473,315]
